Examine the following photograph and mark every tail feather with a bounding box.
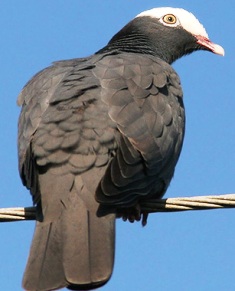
[23,171,115,291]
[23,222,66,291]
[61,190,115,288]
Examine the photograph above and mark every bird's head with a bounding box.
[104,7,224,64]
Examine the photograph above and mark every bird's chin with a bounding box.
[195,35,225,56]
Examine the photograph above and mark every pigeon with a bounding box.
[17,7,224,291]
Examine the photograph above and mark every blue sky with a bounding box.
[0,1,234,290]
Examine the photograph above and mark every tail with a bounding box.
[23,172,115,291]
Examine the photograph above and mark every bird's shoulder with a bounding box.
[93,52,184,158]
[94,52,182,96]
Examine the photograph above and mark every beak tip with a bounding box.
[213,44,225,56]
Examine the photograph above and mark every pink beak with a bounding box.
[195,35,225,56]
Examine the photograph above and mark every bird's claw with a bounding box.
[116,204,148,226]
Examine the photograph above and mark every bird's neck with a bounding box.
[96,32,175,64]
[97,32,155,55]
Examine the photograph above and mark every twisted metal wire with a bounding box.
[1,194,234,222]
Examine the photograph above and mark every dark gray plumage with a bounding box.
[18,7,223,291]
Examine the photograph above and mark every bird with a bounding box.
[17,7,224,291]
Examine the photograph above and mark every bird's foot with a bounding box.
[116,204,148,226]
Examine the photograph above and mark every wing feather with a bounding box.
[94,53,185,206]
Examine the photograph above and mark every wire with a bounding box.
[1,194,234,222]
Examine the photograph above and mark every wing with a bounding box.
[93,53,185,207]
[18,63,71,200]
[18,56,117,203]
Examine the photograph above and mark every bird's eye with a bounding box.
[163,14,177,24]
